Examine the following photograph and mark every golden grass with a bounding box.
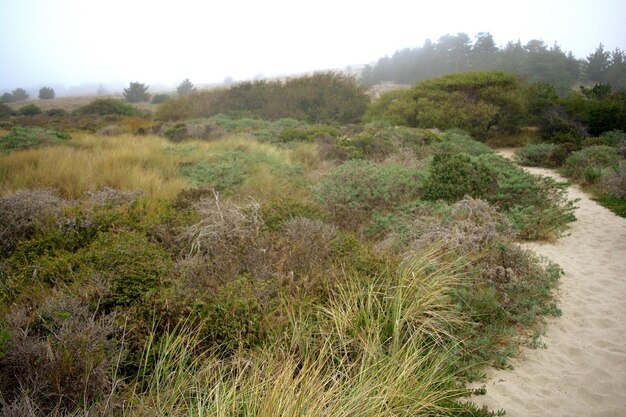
[0,133,311,201]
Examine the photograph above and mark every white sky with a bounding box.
[1,0,625,92]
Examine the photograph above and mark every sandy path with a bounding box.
[470,150,626,416]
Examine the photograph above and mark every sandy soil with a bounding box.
[469,149,626,416]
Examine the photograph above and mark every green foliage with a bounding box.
[559,87,626,136]
[157,72,369,124]
[10,88,29,101]
[278,124,340,143]
[16,103,42,116]
[430,131,494,156]
[181,149,302,193]
[593,195,626,217]
[45,107,68,117]
[176,78,196,97]
[562,145,620,182]
[260,197,325,231]
[477,154,576,239]
[0,126,71,153]
[367,71,526,139]
[38,86,55,99]
[123,81,150,103]
[0,103,14,117]
[79,230,172,308]
[422,153,497,202]
[151,93,170,104]
[599,129,626,146]
[75,98,138,116]
[514,143,559,167]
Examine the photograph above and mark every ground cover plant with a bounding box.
[0,72,579,416]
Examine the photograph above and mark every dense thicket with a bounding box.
[156,72,368,124]
[361,33,626,94]
[366,71,526,138]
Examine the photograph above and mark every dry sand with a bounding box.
[469,150,626,416]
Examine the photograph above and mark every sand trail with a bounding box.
[470,151,626,416]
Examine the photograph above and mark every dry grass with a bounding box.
[0,133,309,201]
[5,95,159,113]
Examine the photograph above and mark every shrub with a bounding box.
[422,154,497,202]
[0,126,71,153]
[0,103,13,117]
[75,98,138,116]
[16,104,42,116]
[260,197,325,231]
[79,230,173,308]
[514,143,559,167]
[0,188,67,256]
[45,107,67,117]
[599,129,626,146]
[429,131,494,156]
[315,160,422,229]
[38,86,55,99]
[151,93,170,104]
[0,295,120,415]
[598,166,626,199]
[562,145,620,182]
[123,81,150,103]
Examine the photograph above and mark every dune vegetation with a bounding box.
[0,69,623,416]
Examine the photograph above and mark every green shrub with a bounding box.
[278,124,340,143]
[151,93,170,104]
[422,154,497,202]
[315,160,422,228]
[599,129,626,146]
[598,166,626,199]
[79,231,173,308]
[0,126,71,153]
[429,131,494,156]
[260,197,325,231]
[75,98,138,116]
[562,145,620,182]
[514,143,559,167]
[45,107,68,117]
[0,103,13,117]
[17,104,42,116]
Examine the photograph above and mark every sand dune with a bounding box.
[470,151,626,416]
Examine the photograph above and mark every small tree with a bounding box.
[11,88,29,102]
[1,93,13,103]
[176,78,195,97]
[39,87,55,100]
[123,82,150,103]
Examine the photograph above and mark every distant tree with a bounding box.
[606,48,626,90]
[96,84,108,96]
[38,86,55,100]
[586,44,611,83]
[11,88,29,102]
[1,92,13,103]
[123,82,150,102]
[176,79,196,97]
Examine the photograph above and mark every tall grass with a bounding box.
[0,133,309,201]
[123,252,479,416]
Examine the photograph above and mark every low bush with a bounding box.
[260,196,325,231]
[429,131,494,156]
[79,230,173,308]
[75,98,138,116]
[599,129,626,146]
[422,153,498,202]
[0,294,121,415]
[314,160,422,229]
[514,143,559,167]
[562,145,620,182]
[45,108,68,117]
[598,166,626,199]
[16,104,42,116]
[0,103,14,117]
[0,126,71,153]
[151,93,170,104]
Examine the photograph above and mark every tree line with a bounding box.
[360,33,626,94]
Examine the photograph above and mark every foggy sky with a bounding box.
[1,0,625,94]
